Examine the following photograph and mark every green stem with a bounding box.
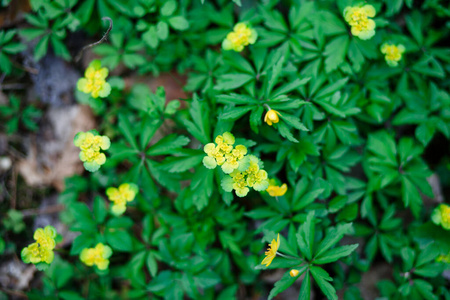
[276,251,300,260]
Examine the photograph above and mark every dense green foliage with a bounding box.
[1,0,450,299]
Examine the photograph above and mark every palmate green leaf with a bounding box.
[310,266,337,300]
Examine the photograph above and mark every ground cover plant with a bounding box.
[0,0,449,299]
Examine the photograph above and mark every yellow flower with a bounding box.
[106,183,139,215]
[431,204,450,230]
[33,225,57,250]
[222,22,258,52]
[436,253,450,263]
[221,155,269,197]
[266,180,288,197]
[74,130,110,172]
[264,109,281,126]
[290,269,300,277]
[21,242,55,264]
[21,225,57,266]
[344,5,376,40]
[230,170,250,197]
[381,43,405,67]
[203,132,249,174]
[77,60,111,98]
[222,145,248,174]
[80,243,113,270]
[261,233,280,267]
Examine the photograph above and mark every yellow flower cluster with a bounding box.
[261,233,280,267]
[222,155,269,197]
[21,226,57,265]
[436,253,450,263]
[432,204,450,230]
[203,132,248,174]
[74,130,111,172]
[344,5,376,40]
[266,179,288,197]
[381,43,405,67]
[80,243,112,270]
[77,60,111,98]
[106,183,139,215]
[203,132,269,197]
[222,23,258,52]
[264,109,281,126]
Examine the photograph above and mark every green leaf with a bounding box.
[159,153,203,173]
[160,0,177,16]
[268,271,298,300]
[324,35,349,73]
[310,266,337,300]
[298,271,311,300]
[219,106,253,120]
[214,73,254,91]
[314,223,353,258]
[168,16,189,31]
[315,77,349,99]
[70,233,94,255]
[296,211,315,260]
[156,21,169,40]
[34,34,50,61]
[313,244,358,264]
[105,229,133,252]
[146,252,158,277]
[93,196,107,224]
[143,26,159,49]
[118,114,139,150]
[401,176,422,218]
[147,134,190,156]
[280,113,308,131]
